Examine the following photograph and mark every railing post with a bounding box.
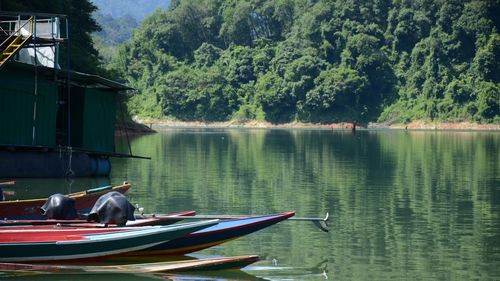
[33,15,36,38]
[32,15,39,145]
[65,17,71,147]
[55,17,60,70]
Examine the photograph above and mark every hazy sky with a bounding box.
[91,0,171,21]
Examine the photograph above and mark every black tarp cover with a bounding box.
[41,193,78,220]
[87,191,135,226]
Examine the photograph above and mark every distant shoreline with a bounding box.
[132,119,500,132]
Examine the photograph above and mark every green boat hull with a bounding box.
[0,220,218,262]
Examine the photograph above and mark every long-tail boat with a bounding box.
[0,182,131,220]
[116,212,295,258]
[0,255,259,274]
[0,220,218,262]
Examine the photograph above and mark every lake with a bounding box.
[3,129,499,280]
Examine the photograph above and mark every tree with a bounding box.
[194,43,222,68]
[302,66,368,123]
[475,81,500,121]
[472,34,500,83]
[255,72,293,123]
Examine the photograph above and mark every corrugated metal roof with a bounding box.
[8,61,133,91]
[57,70,133,91]
[0,11,68,18]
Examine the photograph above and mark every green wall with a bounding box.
[82,88,116,152]
[0,64,117,152]
[0,66,57,146]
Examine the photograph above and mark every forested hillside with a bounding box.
[113,0,499,124]
[93,12,138,63]
[90,0,169,63]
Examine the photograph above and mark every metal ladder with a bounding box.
[0,16,33,69]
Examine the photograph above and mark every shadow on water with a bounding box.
[246,258,329,280]
[0,273,168,281]
[0,177,111,200]
[161,270,270,280]
[0,270,267,281]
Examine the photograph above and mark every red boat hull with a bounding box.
[0,182,131,220]
[0,210,195,227]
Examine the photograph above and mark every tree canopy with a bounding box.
[116,0,499,124]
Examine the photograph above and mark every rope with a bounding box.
[65,176,74,194]
[32,16,38,145]
[65,17,71,147]
[66,146,74,177]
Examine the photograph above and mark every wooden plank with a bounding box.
[0,181,15,186]
[0,255,259,274]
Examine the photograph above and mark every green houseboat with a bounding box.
[0,12,133,177]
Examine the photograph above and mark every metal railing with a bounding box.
[0,13,67,68]
[0,13,66,42]
[0,16,33,50]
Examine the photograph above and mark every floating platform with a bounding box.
[0,150,111,178]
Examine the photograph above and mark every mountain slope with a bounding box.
[112,0,499,124]
[91,0,170,21]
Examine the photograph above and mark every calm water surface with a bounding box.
[2,129,499,280]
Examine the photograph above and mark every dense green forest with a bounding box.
[111,0,499,124]
[2,0,498,124]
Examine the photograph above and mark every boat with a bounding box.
[0,255,259,274]
[0,211,196,227]
[0,220,218,262]
[117,212,295,258]
[0,182,131,220]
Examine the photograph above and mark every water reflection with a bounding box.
[0,273,171,281]
[2,129,499,280]
[0,177,111,199]
[113,129,499,280]
[1,270,269,281]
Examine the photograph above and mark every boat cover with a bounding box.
[41,194,78,220]
[87,191,135,226]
